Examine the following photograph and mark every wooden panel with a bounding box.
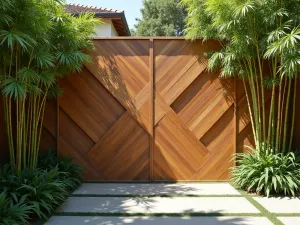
[40,100,57,153]
[58,39,151,180]
[56,39,255,181]
[153,39,234,181]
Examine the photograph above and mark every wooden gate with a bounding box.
[58,38,249,181]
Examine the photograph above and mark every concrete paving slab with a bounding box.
[253,197,300,213]
[73,183,240,195]
[278,217,300,225]
[57,197,259,214]
[45,216,273,225]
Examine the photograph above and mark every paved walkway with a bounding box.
[45,183,300,225]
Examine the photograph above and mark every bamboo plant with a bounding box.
[0,0,99,173]
[182,0,300,154]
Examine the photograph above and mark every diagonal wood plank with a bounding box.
[56,38,255,182]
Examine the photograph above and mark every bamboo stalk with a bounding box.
[254,64,262,144]
[8,99,14,169]
[256,47,266,148]
[279,77,287,151]
[247,60,261,151]
[243,78,258,146]
[267,59,277,153]
[267,85,275,154]
[3,97,15,170]
[16,97,21,173]
[288,78,297,151]
[21,97,26,169]
[30,95,37,169]
[35,90,48,168]
[27,96,33,166]
[32,85,43,168]
[282,78,292,153]
[275,76,283,153]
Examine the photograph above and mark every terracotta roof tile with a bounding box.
[65,3,124,14]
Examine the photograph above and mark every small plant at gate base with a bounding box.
[0,154,83,223]
[232,150,300,197]
[38,151,83,191]
[0,191,32,225]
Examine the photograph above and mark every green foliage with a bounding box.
[232,151,300,197]
[0,0,99,173]
[0,191,32,225]
[134,0,186,36]
[0,167,67,219]
[38,151,83,192]
[0,154,84,222]
[183,0,300,197]
[182,0,300,155]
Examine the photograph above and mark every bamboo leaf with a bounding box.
[1,77,26,99]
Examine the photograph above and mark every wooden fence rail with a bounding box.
[1,38,299,181]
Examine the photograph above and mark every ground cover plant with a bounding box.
[232,150,300,196]
[0,191,32,225]
[182,0,300,196]
[38,151,83,192]
[0,152,83,224]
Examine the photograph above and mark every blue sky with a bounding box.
[66,0,143,29]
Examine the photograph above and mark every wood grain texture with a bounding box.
[40,100,57,153]
[58,40,150,181]
[57,39,245,181]
[153,40,234,181]
[149,39,154,180]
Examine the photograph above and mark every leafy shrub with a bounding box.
[0,167,67,219]
[0,191,32,225]
[39,151,83,191]
[232,151,300,197]
[0,153,83,221]
[17,168,68,218]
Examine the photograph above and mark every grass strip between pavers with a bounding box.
[274,213,300,217]
[230,184,284,225]
[53,212,263,217]
[70,194,242,198]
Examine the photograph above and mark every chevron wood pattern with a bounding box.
[152,40,235,180]
[57,39,241,181]
[54,38,272,181]
[58,40,151,180]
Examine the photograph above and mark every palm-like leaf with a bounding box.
[18,68,39,83]
[1,77,26,99]
[0,29,35,51]
[34,51,55,68]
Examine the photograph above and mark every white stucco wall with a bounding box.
[94,19,119,36]
[111,22,119,36]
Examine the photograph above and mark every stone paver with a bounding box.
[57,197,259,214]
[45,216,273,225]
[73,183,240,195]
[278,217,300,225]
[253,197,300,213]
